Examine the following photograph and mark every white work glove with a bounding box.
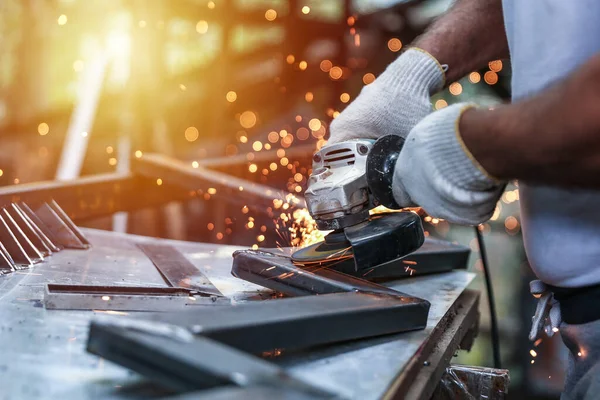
[328,48,446,144]
[392,103,506,225]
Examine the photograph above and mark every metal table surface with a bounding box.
[0,229,475,400]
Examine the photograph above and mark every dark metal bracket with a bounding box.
[0,201,91,273]
[87,244,433,397]
[88,291,429,396]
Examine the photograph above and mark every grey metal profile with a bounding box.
[137,243,225,298]
[34,202,89,249]
[87,291,429,394]
[44,284,230,311]
[88,322,335,397]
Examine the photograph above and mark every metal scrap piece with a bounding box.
[44,284,229,311]
[0,241,15,272]
[8,205,52,256]
[88,322,335,396]
[34,202,89,249]
[138,243,225,298]
[0,213,32,267]
[18,202,62,252]
[1,208,44,263]
[47,200,91,246]
[8,204,52,256]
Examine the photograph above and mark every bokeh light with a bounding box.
[469,72,481,83]
[434,99,448,109]
[265,9,277,21]
[320,60,332,72]
[308,118,322,131]
[329,66,343,80]
[387,38,402,52]
[449,82,463,96]
[38,123,49,136]
[363,73,375,85]
[196,20,208,34]
[489,60,503,72]
[296,127,310,140]
[226,91,237,102]
[239,111,257,128]
[484,71,499,85]
[185,127,199,142]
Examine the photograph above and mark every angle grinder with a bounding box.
[292,136,425,272]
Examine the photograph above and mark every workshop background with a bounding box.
[0,0,565,398]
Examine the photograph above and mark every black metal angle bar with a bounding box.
[333,238,471,280]
[47,200,91,246]
[119,291,430,354]
[34,203,88,249]
[0,213,32,267]
[18,202,61,252]
[7,204,51,256]
[231,249,402,297]
[1,208,44,263]
[87,322,334,397]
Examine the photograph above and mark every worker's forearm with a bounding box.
[413,0,508,83]
[460,54,600,188]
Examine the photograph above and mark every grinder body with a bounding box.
[305,136,407,229]
[305,140,374,231]
[298,136,425,270]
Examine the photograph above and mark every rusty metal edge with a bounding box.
[382,289,481,400]
[132,154,306,210]
[0,173,191,222]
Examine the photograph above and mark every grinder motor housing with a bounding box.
[299,135,425,270]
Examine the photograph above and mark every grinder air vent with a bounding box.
[323,147,355,166]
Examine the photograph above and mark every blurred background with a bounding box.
[0,0,565,398]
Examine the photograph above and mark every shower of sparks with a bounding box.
[272,194,328,249]
[369,205,422,216]
[530,349,537,357]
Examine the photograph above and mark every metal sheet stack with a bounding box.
[0,200,90,273]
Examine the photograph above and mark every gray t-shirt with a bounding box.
[502,0,600,287]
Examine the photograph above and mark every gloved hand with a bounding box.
[392,103,506,225]
[328,48,446,144]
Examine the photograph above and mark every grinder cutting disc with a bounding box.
[291,230,354,267]
[291,211,425,272]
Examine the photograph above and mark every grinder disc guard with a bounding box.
[291,211,425,272]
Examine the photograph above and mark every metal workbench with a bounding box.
[0,229,477,400]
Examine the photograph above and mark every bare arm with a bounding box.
[413,0,509,83]
[460,54,600,187]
